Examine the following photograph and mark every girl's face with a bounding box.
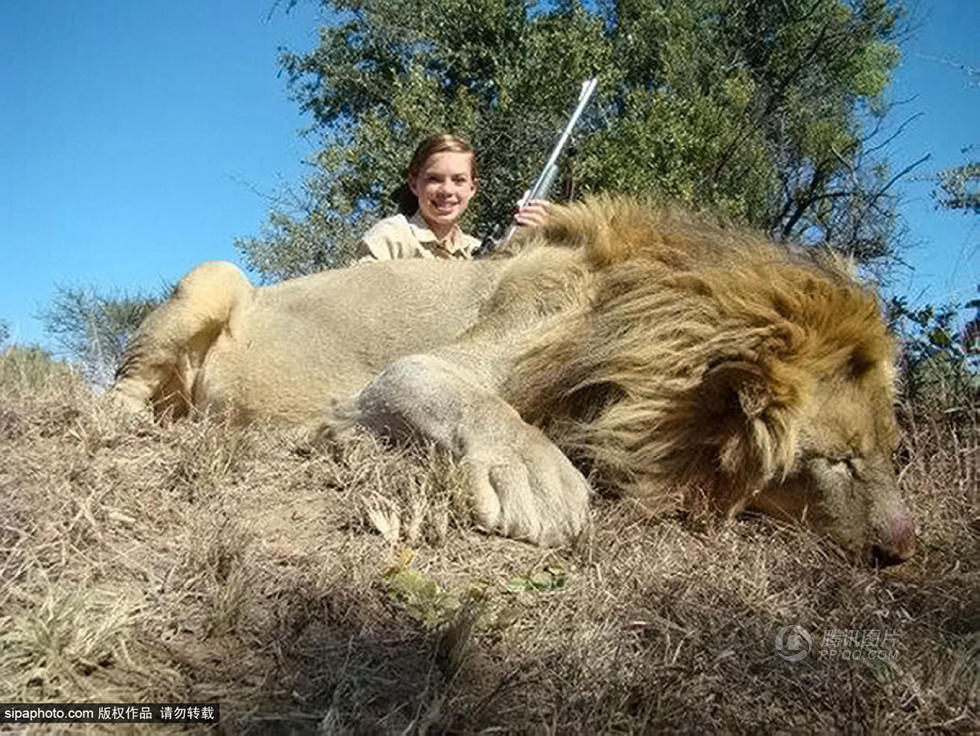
[409,151,477,237]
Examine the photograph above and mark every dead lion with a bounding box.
[110,196,916,565]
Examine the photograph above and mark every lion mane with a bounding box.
[508,197,897,516]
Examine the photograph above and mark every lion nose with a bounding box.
[870,516,917,566]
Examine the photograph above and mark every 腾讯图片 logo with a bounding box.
[774,624,812,662]
[773,626,901,663]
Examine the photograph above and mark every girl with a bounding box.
[356,133,549,261]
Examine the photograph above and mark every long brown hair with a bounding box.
[393,133,478,215]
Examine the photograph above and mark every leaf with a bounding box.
[383,553,464,629]
[505,567,569,594]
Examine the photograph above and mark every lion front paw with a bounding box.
[461,427,590,546]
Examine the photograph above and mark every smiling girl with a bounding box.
[356,133,549,261]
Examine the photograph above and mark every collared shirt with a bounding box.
[356,212,481,262]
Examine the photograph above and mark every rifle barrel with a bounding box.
[522,77,598,207]
[480,78,598,254]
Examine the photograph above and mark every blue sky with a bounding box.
[1,0,322,347]
[889,1,978,308]
[1,0,977,349]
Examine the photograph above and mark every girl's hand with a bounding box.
[514,199,552,227]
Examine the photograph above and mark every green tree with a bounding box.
[934,157,979,214]
[889,297,976,401]
[239,0,909,279]
[38,285,165,389]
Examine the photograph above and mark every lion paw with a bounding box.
[461,427,590,547]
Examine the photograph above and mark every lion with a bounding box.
[110,196,916,565]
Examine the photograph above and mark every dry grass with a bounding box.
[0,349,976,734]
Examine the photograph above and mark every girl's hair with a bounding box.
[393,133,478,215]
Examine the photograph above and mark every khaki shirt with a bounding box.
[356,213,481,262]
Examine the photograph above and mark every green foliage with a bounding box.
[38,285,166,389]
[383,551,572,635]
[385,565,465,629]
[505,566,568,593]
[888,296,978,414]
[934,159,980,214]
[383,550,485,629]
[239,0,908,277]
[0,319,9,348]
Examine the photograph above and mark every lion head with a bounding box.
[509,197,916,565]
[742,356,915,566]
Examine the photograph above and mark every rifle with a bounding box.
[475,78,598,256]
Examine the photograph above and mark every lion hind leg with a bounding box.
[109,261,252,419]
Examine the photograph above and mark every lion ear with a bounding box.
[702,360,773,418]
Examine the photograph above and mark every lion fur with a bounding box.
[507,196,898,516]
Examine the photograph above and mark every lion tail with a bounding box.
[110,260,253,417]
